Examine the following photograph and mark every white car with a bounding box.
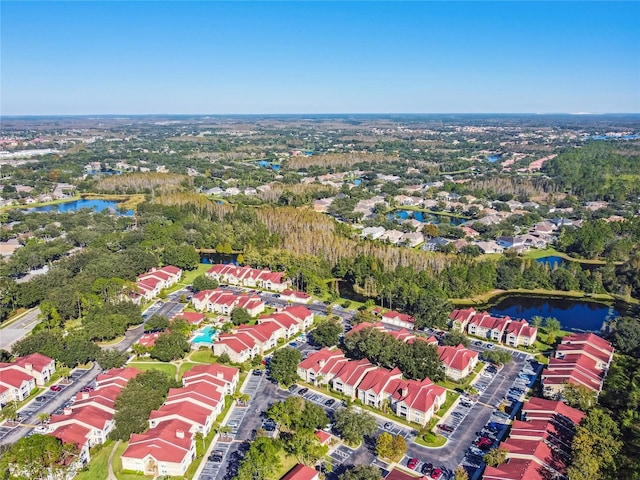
[34,426,49,434]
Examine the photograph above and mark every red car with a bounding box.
[407,458,418,470]
[476,437,494,449]
[50,385,62,392]
[430,468,443,479]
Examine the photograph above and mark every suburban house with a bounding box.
[541,333,613,399]
[205,264,290,291]
[0,352,56,385]
[504,320,538,347]
[182,364,240,396]
[71,386,122,415]
[474,240,504,254]
[121,419,196,477]
[381,311,415,330]
[437,344,478,380]
[164,383,223,418]
[238,322,284,351]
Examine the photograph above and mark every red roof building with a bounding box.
[280,464,319,480]
[437,344,479,380]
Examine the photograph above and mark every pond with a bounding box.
[199,252,238,264]
[390,209,466,226]
[536,256,565,268]
[29,199,134,216]
[489,295,623,333]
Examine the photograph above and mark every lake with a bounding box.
[489,295,623,333]
[30,199,134,216]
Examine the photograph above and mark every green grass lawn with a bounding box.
[415,432,447,448]
[436,391,460,417]
[181,263,213,286]
[269,452,299,480]
[75,442,112,480]
[189,349,217,363]
[128,362,177,378]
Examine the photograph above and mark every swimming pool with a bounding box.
[191,325,216,344]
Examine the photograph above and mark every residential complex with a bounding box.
[205,264,289,292]
[0,353,56,405]
[449,308,538,347]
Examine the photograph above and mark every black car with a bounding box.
[421,463,433,475]
[288,385,298,393]
[324,399,335,407]
[297,388,309,395]
[209,451,224,462]
[36,396,47,402]
[252,369,263,376]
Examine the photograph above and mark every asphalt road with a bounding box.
[0,363,101,446]
[0,308,41,351]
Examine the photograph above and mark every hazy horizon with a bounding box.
[2,2,639,115]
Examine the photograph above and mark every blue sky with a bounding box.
[2,1,639,114]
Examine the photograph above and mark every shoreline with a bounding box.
[450,288,638,310]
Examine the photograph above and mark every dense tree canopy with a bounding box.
[310,319,343,347]
[269,347,302,386]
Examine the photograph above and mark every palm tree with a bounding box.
[37,412,50,425]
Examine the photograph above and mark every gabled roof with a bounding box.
[173,311,205,324]
[521,397,585,425]
[381,311,414,324]
[149,401,213,426]
[281,464,318,480]
[282,305,313,321]
[298,348,346,372]
[12,353,55,372]
[389,377,446,414]
[357,367,402,395]
[238,322,282,343]
[448,308,476,322]
[333,359,375,386]
[50,405,114,430]
[483,458,549,480]
[49,423,91,449]
[437,344,478,372]
[505,320,537,339]
[560,332,613,356]
[96,367,141,387]
[166,383,223,408]
[182,363,239,385]
[260,313,299,330]
[0,369,33,388]
[216,333,256,354]
[124,419,193,463]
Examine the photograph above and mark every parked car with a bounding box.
[288,385,298,393]
[252,369,263,376]
[297,388,309,395]
[384,422,393,430]
[476,437,493,448]
[437,424,454,432]
[407,458,418,470]
[50,385,62,392]
[36,396,47,402]
[324,399,335,407]
[209,451,224,462]
[430,468,443,479]
[421,463,433,475]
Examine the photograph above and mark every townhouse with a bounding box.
[449,309,537,347]
[192,288,265,317]
[0,353,56,405]
[122,363,237,477]
[205,264,290,291]
[483,398,584,480]
[279,289,312,304]
[134,265,183,302]
[281,464,320,480]
[121,419,196,477]
[182,363,240,396]
[381,310,415,330]
[504,320,538,347]
[297,349,445,426]
[0,352,56,386]
[47,367,142,458]
[541,333,613,399]
[437,344,479,380]
[212,305,314,362]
